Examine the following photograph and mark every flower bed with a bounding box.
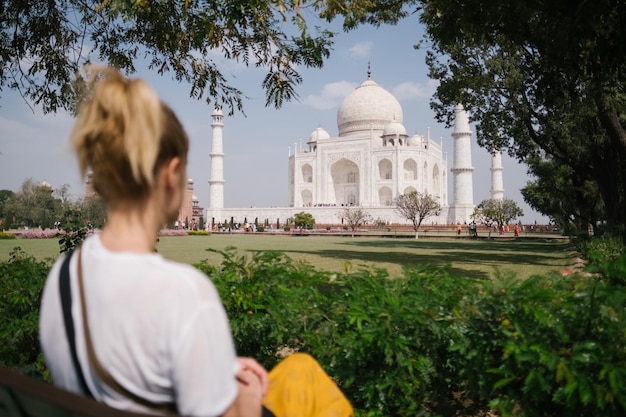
[20,229,63,239]
[158,229,188,236]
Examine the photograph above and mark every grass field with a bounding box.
[0,233,573,279]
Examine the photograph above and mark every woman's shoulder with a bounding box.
[81,234,218,297]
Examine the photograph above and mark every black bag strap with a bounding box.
[59,249,93,397]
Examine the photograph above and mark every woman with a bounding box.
[39,67,352,417]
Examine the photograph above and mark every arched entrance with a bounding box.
[331,158,360,206]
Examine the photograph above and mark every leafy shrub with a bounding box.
[2,245,626,416]
[0,231,16,239]
[581,237,625,264]
[454,270,626,416]
[579,237,626,285]
[57,228,89,253]
[199,249,626,416]
[188,230,210,236]
[0,247,50,378]
[198,248,480,416]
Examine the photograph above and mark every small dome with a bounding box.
[308,127,330,142]
[408,134,422,146]
[187,178,194,184]
[382,121,407,137]
[211,107,223,117]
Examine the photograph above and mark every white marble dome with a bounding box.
[337,77,403,138]
[308,127,331,142]
[408,134,422,146]
[382,121,407,137]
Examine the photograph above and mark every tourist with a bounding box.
[469,221,478,238]
[39,67,352,417]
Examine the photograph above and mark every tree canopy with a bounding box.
[521,156,604,236]
[5,0,625,238]
[293,211,315,229]
[1,0,341,114]
[418,0,626,237]
[471,198,523,237]
[339,206,372,236]
[1,179,106,229]
[395,191,441,238]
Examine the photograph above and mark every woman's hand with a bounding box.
[237,357,269,396]
[222,369,263,417]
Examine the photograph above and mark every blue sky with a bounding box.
[0,13,548,223]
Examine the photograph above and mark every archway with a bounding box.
[432,164,440,196]
[378,158,392,180]
[301,164,313,183]
[331,158,360,206]
[301,189,312,206]
[378,186,392,206]
[403,159,417,180]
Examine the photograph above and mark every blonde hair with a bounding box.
[72,66,189,202]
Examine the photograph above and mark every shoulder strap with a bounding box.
[59,249,94,397]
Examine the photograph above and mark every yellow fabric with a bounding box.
[262,353,353,417]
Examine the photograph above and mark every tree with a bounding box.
[3,179,60,229]
[418,0,626,239]
[471,199,523,238]
[521,156,604,236]
[82,195,107,229]
[0,190,15,224]
[293,211,315,230]
[339,207,372,237]
[395,191,441,239]
[1,0,336,114]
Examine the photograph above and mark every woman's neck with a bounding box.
[100,202,161,253]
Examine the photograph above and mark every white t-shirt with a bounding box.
[39,234,238,416]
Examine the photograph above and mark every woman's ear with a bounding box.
[161,157,184,190]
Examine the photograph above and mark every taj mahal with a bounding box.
[182,70,504,228]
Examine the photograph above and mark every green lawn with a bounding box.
[0,234,573,279]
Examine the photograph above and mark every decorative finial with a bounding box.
[367,61,371,79]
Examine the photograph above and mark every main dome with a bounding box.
[337,77,403,137]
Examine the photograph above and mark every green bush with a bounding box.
[579,237,626,285]
[57,228,88,253]
[198,249,626,416]
[188,230,210,236]
[0,231,16,239]
[0,247,50,378]
[581,237,625,264]
[454,271,626,416]
[2,245,626,416]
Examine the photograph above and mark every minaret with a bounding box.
[449,104,475,223]
[490,150,504,200]
[208,107,225,210]
[85,171,96,197]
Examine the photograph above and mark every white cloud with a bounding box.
[302,80,357,110]
[349,41,374,59]
[391,79,439,101]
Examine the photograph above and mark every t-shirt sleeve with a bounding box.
[171,283,238,417]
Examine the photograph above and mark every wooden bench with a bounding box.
[0,367,164,417]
